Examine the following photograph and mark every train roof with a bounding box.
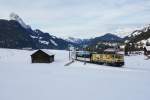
[104,48,117,52]
[103,48,124,55]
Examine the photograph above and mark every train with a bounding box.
[75,49,124,67]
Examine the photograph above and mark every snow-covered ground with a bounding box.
[0,48,150,100]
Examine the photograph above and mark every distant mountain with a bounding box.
[0,13,77,49]
[67,33,123,45]
[65,33,124,51]
[3,13,143,50]
[66,37,90,46]
[89,33,123,46]
[66,37,83,44]
[96,33,122,41]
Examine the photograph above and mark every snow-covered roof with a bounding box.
[31,49,54,56]
[120,45,125,49]
[41,49,55,55]
[117,51,124,55]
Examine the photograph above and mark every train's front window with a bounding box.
[115,55,123,59]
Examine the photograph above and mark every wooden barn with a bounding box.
[31,49,54,63]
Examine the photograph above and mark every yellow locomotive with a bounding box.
[76,49,124,67]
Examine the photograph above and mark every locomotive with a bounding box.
[76,49,124,67]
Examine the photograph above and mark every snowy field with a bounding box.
[0,48,150,100]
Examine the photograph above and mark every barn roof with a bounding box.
[41,49,55,55]
[31,49,54,56]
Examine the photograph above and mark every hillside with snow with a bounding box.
[125,24,150,43]
[0,48,150,100]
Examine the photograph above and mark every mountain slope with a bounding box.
[89,33,123,46]
[125,24,150,43]
[0,14,77,49]
[0,19,35,48]
[94,33,123,42]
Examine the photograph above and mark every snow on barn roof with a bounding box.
[41,49,55,55]
[145,46,150,51]
[31,49,54,56]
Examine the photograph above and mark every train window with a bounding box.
[115,55,123,59]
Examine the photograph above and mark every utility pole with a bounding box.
[69,49,71,60]
[83,45,87,65]
[68,44,71,61]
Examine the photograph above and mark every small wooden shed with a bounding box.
[31,49,54,63]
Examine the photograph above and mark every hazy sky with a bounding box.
[0,0,150,39]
